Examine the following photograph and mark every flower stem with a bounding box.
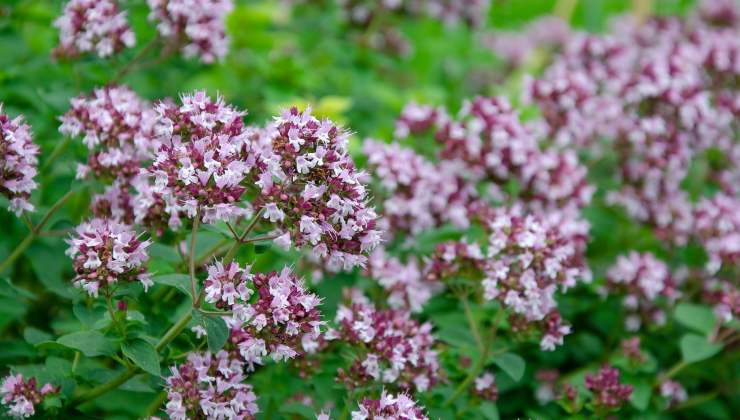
[70,310,193,407]
[223,208,263,264]
[189,214,200,307]
[444,310,505,406]
[0,189,76,274]
[462,296,483,351]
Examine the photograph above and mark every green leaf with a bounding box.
[480,401,500,420]
[629,381,652,411]
[674,303,716,335]
[151,274,194,299]
[73,302,106,329]
[57,331,116,357]
[24,327,52,345]
[680,334,722,363]
[279,402,315,418]
[121,339,160,376]
[492,352,525,382]
[42,395,62,410]
[193,311,229,352]
[0,277,35,299]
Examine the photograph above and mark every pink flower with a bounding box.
[335,292,439,392]
[54,0,135,58]
[147,0,233,63]
[0,105,38,216]
[164,351,259,419]
[1,373,57,419]
[253,107,381,270]
[584,365,633,410]
[146,91,255,224]
[60,85,158,181]
[473,372,498,401]
[66,218,151,297]
[352,390,429,420]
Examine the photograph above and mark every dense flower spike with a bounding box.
[334,292,439,392]
[215,266,323,369]
[351,390,429,420]
[54,0,135,58]
[606,252,678,331]
[473,372,498,401]
[1,374,57,419]
[255,107,380,270]
[584,366,633,411]
[164,350,259,419]
[60,85,157,181]
[147,0,234,63]
[66,218,151,297]
[0,106,38,216]
[147,91,254,224]
[363,139,476,235]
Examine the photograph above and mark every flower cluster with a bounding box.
[693,193,740,274]
[0,106,38,216]
[621,336,646,364]
[1,374,57,419]
[255,107,381,270]
[351,391,429,420]
[147,91,254,224]
[60,85,158,181]
[213,266,324,369]
[606,252,678,331]
[164,350,259,419]
[584,365,633,411]
[147,0,234,63]
[660,380,688,407]
[65,218,151,297]
[473,372,498,401]
[363,139,476,236]
[333,292,439,392]
[365,248,440,313]
[482,16,570,69]
[425,207,588,350]
[53,0,135,59]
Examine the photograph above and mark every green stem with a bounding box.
[444,310,505,406]
[71,352,80,374]
[70,311,193,407]
[189,214,200,307]
[0,189,76,273]
[105,293,125,338]
[112,35,160,82]
[669,391,719,412]
[41,137,71,173]
[461,296,483,351]
[223,208,263,264]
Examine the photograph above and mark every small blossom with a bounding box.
[147,0,233,63]
[473,372,498,401]
[1,374,58,419]
[584,365,633,411]
[660,380,688,407]
[164,351,259,419]
[335,292,439,392]
[351,390,429,420]
[0,105,39,216]
[66,218,151,297]
[54,0,135,58]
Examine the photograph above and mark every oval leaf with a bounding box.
[492,352,525,382]
[152,274,194,299]
[674,303,716,335]
[193,311,229,352]
[57,331,116,357]
[680,334,722,364]
[122,339,161,376]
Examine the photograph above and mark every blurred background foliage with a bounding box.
[3,0,739,419]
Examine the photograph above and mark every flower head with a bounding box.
[0,105,38,216]
[164,350,259,420]
[54,0,135,58]
[147,91,255,224]
[66,218,151,297]
[1,374,57,419]
[351,390,429,420]
[147,0,233,63]
[255,107,380,270]
[60,85,157,181]
[584,365,633,411]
